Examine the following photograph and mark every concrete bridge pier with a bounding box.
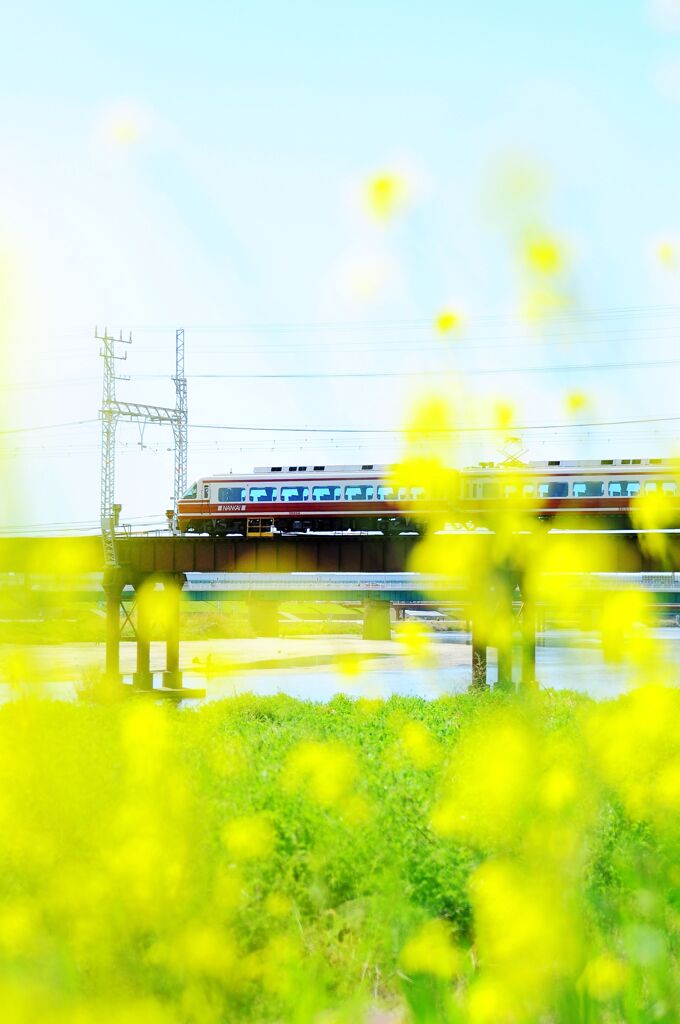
[471,618,488,689]
[520,598,537,690]
[162,574,185,689]
[103,571,124,683]
[495,572,515,692]
[469,571,539,692]
[103,569,204,699]
[132,578,153,690]
[363,599,391,641]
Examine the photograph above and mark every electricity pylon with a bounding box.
[96,327,187,567]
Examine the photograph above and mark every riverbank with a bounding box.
[2,630,679,701]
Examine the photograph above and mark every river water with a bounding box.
[2,629,679,704]
[188,630,680,703]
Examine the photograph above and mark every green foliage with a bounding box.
[0,689,679,1021]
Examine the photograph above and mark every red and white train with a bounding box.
[177,458,680,537]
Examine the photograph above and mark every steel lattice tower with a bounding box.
[173,327,188,523]
[97,327,188,567]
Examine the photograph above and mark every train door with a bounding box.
[247,517,274,538]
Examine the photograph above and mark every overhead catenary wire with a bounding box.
[2,414,680,438]
[187,414,680,434]
[169,358,680,380]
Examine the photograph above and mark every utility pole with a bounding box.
[96,328,131,567]
[96,327,188,567]
[173,328,188,529]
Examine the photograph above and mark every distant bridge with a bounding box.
[1,530,679,698]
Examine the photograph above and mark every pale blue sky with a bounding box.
[1,1,679,528]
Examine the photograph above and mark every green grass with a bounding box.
[1,687,680,1021]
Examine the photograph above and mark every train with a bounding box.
[177,458,680,537]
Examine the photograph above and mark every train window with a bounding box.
[644,480,678,494]
[608,481,640,497]
[503,485,518,497]
[203,485,210,500]
[281,486,309,501]
[344,485,374,500]
[249,487,277,502]
[538,482,568,498]
[312,485,341,501]
[522,483,536,496]
[218,486,246,502]
[377,486,395,500]
[481,483,500,498]
[183,482,198,499]
[411,487,425,500]
[398,487,409,500]
[573,481,604,498]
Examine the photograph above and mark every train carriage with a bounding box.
[177,458,680,537]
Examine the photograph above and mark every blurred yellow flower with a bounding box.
[524,232,564,274]
[365,172,407,219]
[493,401,515,432]
[435,309,462,334]
[657,240,678,267]
[580,953,629,1001]
[430,716,534,845]
[341,792,373,826]
[222,814,275,861]
[398,720,441,769]
[599,589,651,664]
[471,859,581,1009]
[400,918,461,979]
[283,740,358,807]
[265,892,293,919]
[396,620,434,667]
[565,390,590,416]
[521,283,571,322]
[168,923,240,980]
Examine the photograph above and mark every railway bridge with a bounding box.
[0,530,678,698]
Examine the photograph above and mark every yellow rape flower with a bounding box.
[222,814,275,861]
[400,918,461,979]
[598,589,651,664]
[580,953,628,1001]
[430,716,535,846]
[470,859,581,1008]
[283,740,358,807]
[565,390,590,416]
[398,720,441,769]
[524,232,565,274]
[163,923,240,981]
[265,892,293,918]
[396,620,434,667]
[365,171,407,219]
[435,308,462,334]
[657,240,678,267]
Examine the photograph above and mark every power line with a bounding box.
[3,412,679,441]
[119,302,680,333]
[188,414,680,434]
[136,357,680,381]
[0,418,99,436]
